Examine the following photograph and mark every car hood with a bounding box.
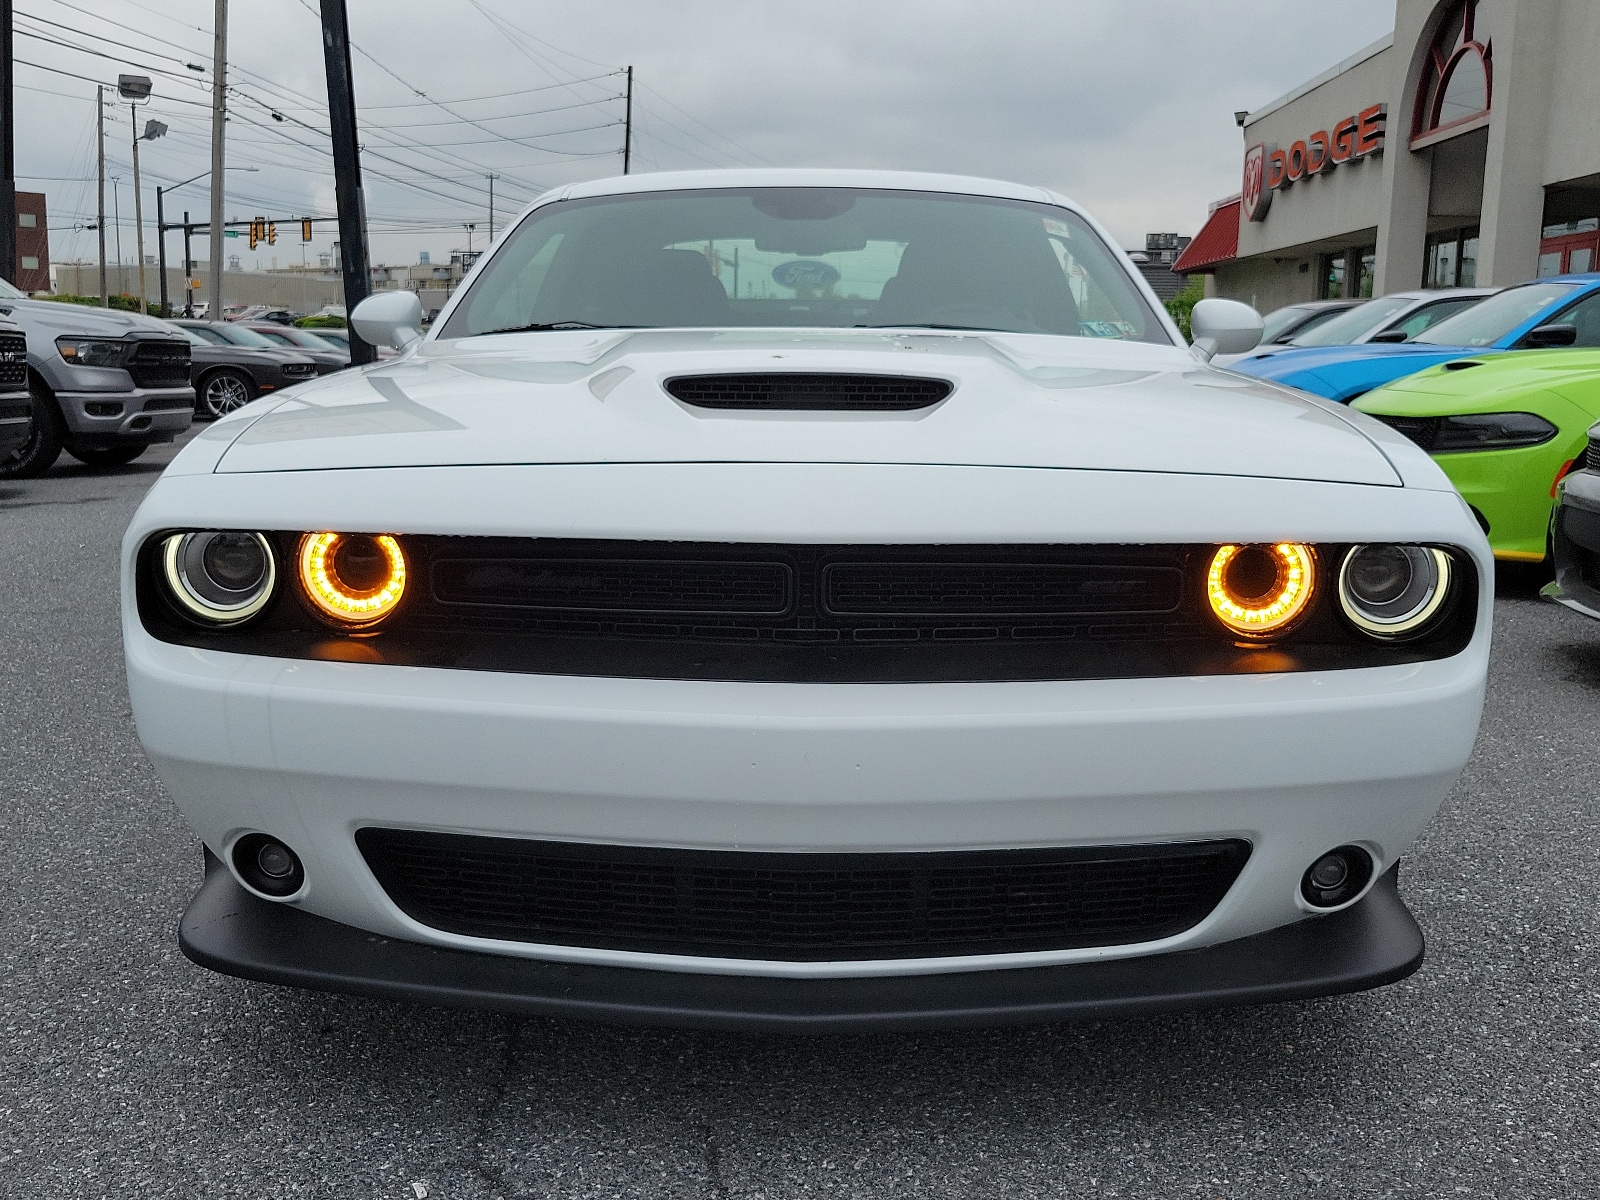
[2,298,187,339]
[1232,341,1474,380]
[208,329,1402,485]
[1355,348,1600,413]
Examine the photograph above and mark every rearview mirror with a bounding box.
[1523,323,1578,348]
[1189,298,1263,361]
[351,291,424,352]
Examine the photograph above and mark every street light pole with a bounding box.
[208,0,227,322]
[183,208,192,316]
[131,104,147,312]
[0,0,17,286]
[320,0,375,364]
[623,65,632,175]
[96,85,107,306]
[156,186,167,316]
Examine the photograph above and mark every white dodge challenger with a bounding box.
[123,170,1490,1030]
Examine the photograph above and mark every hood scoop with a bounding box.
[664,372,952,411]
[1442,359,1485,371]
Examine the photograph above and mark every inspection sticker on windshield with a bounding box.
[1043,217,1073,238]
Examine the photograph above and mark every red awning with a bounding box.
[1172,199,1240,274]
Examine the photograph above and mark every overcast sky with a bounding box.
[16,0,1396,272]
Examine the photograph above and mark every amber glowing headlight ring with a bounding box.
[160,531,277,626]
[1206,542,1316,639]
[296,532,407,628]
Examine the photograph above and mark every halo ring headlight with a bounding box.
[1206,543,1316,639]
[160,531,277,625]
[297,532,406,627]
[1338,545,1451,638]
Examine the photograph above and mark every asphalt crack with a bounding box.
[464,1015,521,1198]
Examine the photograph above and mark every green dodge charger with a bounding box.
[1354,350,1600,563]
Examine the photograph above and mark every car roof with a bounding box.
[550,168,1062,208]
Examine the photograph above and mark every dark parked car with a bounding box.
[167,320,319,418]
[303,326,398,361]
[240,322,350,374]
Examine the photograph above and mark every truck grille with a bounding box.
[127,340,191,389]
[665,373,952,411]
[0,332,26,388]
[356,829,1251,961]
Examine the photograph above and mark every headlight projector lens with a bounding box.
[160,531,277,625]
[1206,543,1316,638]
[1338,545,1452,637]
[298,532,406,627]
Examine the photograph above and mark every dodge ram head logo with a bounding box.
[0,349,21,364]
[1242,142,1273,223]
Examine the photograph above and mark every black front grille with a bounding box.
[1372,414,1439,451]
[1586,436,1600,473]
[127,340,191,389]
[0,332,25,388]
[434,556,792,615]
[665,373,952,411]
[822,561,1180,616]
[356,829,1251,960]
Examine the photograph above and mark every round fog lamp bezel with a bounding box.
[160,531,277,626]
[1338,544,1452,638]
[297,531,408,628]
[1205,542,1317,639]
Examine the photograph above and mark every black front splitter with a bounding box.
[179,855,1423,1033]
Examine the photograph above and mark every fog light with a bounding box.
[160,531,277,626]
[1206,543,1315,638]
[1301,846,1373,909]
[231,833,305,898]
[298,531,406,627]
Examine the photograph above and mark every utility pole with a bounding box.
[156,187,167,316]
[622,65,633,175]
[486,172,497,242]
[112,177,122,279]
[208,0,227,322]
[130,104,147,313]
[0,0,16,286]
[320,0,374,364]
[96,85,106,305]
[182,209,193,316]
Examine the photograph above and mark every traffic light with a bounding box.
[267,222,277,245]
[247,219,259,250]
[301,218,313,243]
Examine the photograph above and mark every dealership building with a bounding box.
[1173,0,1600,313]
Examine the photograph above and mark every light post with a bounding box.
[119,74,163,314]
[156,166,256,317]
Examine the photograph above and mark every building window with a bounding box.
[1426,227,1479,287]
[1414,1,1491,140]
[17,213,35,228]
[1320,253,1347,299]
[19,255,37,270]
[1318,248,1376,299]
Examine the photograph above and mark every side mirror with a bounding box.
[1523,323,1578,348]
[1368,329,1410,344]
[350,290,424,352]
[1189,298,1263,361]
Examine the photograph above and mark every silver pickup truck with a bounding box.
[0,314,30,461]
[0,278,193,478]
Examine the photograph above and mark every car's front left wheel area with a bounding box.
[198,369,255,419]
[0,379,62,478]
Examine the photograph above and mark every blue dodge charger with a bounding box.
[1228,275,1600,402]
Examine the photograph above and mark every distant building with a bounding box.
[1131,232,1194,301]
[16,191,48,293]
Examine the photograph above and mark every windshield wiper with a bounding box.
[475,321,636,335]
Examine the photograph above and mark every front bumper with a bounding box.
[57,386,194,445]
[1547,469,1600,618]
[181,851,1423,1031]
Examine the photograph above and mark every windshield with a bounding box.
[211,324,279,349]
[278,328,339,351]
[171,326,211,347]
[0,277,25,301]
[1262,305,1320,343]
[438,187,1169,343]
[1411,282,1578,346]
[1291,296,1411,346]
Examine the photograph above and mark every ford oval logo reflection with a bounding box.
[772,260,840,292]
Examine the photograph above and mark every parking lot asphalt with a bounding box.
[3,428,1599,1199]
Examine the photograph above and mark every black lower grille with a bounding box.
[1586,437,1600,473]
[0,396,28,420]
[0,333,25,388]
[127,340,191,389]
[665,373,952,411]
[141,395,194,412]
[356,829,1251,960]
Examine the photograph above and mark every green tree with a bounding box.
[1165,275,1206,342]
